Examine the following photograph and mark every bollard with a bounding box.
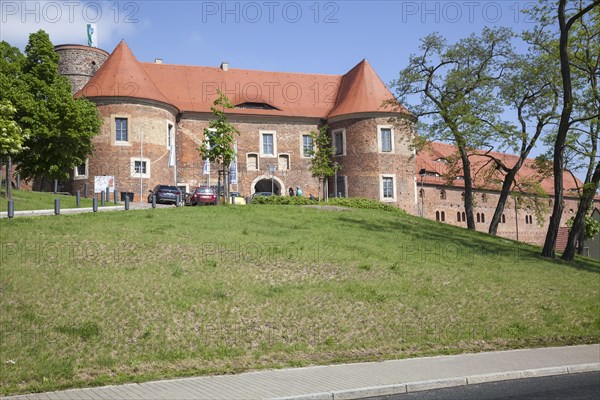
[114,189,118,205]
[15,174,20,190]
[7,200,14,219]
[54,198,60,215]
[101,191,105,206]
[152,194,156,208]
[176,194,180,207]
[84,182,88,198]
[125,195,129,210]
[53,179,58,194]
[76,190,81,207]
[93,197,98,212]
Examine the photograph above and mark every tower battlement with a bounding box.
[54,44,109,94]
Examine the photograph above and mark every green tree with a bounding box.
[197,89,239,203]
[567,214,600,241]
[391,27,514,230]
[560,3,600,260]
[525,0,600,258]
[309,124,338,200]
[11,30,101,188]
[0,41,29,199]
[0,100,27,199]
[481,48,560,236]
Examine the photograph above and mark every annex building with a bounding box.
[54,41,598,253]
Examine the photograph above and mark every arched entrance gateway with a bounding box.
[251,176,283,195]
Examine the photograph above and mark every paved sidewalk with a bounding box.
[2,344,599,400]
[0,202,173,218]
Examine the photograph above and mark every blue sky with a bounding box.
[1,1,536,84]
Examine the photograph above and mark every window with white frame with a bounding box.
[74,159,88,180]
[380,175,395,201]
[115,117,128,142]
[378,126,394,153]
[302,134,313,157]
[131,158,150,178]
[260,131,276,156]
[167,122,174,148]
[246,153,259,170]
[333,129,345,156]
[134,161,146,174]
[278,154,290,171]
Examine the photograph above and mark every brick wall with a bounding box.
[177,116,322,197]
[329,116,417,211]
[420,184,584,246]
[71,101,177,202]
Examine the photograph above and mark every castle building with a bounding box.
[54,41,598,253]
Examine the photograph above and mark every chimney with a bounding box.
[220,62,229,71]
[154,58,163,64]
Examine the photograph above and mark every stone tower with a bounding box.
[54,44,110,94]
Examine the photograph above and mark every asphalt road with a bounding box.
[368,372,600,400]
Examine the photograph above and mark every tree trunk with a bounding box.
[577,228,585,255]
[561,161,600,261]
[542,0,572,258]
[489,169,518,236]
[458,145,475,230]
[317,177,322,201]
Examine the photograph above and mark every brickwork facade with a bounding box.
[70,101,178,202]
[328,115,417,212]
[419,184,583,246]
[177,115,322,196]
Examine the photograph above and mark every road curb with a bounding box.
[274,363,600,400]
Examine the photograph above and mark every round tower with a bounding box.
[54,44,110,94]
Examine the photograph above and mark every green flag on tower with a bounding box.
[87,24,97,47]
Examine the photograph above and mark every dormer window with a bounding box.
[235,102,279,110]
[434,158,448,163]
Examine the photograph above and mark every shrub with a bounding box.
[252,196,405,214]
[251,196,317,205]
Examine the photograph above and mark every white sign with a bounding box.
[94,176,115,193]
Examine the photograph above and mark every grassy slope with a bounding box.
[0,189,111,212]
[0,205,598,395]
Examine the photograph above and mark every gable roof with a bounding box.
[76,41,171,106]
[75,41,409,119]
[140,62,342,117]
[416,142,584,197]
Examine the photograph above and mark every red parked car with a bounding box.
[186,186,217,206]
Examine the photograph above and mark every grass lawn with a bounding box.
[0,189,113,212]
[0,204,598,395]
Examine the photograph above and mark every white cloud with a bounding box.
[0,1,143,50]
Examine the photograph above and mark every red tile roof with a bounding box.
[76,41,171,105]
[327,59,409,118]
[416,142,584,197]
[76,41,408,119]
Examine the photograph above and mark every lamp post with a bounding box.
[419,168,426,217]
[268,163,276,194]
[333,162,339,198]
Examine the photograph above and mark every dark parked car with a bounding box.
[186,186,218,206]
[252,191,274,199]
[147,185,183,205]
